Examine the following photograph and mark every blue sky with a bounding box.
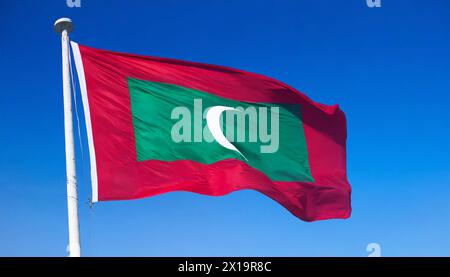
[1,0,449,256]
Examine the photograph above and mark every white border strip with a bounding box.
[70,41,99,202]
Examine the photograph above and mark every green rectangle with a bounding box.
[128,77,314,182]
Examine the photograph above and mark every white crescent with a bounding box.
[206,106,247,160]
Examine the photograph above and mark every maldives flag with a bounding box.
[71,42,351,221]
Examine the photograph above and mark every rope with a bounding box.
[68,42,94,208]
[68,45,84,162]
[68,41,95,255]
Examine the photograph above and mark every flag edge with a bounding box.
[70,41,99,203]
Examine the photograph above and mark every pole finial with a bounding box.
[54,18,73,34]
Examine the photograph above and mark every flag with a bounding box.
[71,42,351,221]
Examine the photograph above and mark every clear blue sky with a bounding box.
[0,0,449,257]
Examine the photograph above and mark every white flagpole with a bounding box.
[54,18,81,257]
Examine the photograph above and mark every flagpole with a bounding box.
[54,18,81,257]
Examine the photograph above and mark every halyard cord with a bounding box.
[68,43,84,162]
[68,42,96,255]
[68,42,93,209]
